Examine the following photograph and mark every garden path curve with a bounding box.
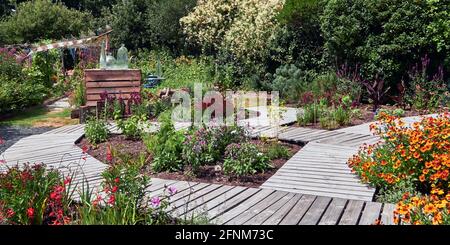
[2,109,435,225]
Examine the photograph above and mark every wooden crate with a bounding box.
[84,69,142,107]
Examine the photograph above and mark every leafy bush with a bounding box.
[109,0,196,52]
[268,64,311,102]
[263,141,291,160]
[406,55,449,110]
[276,0,327,72]
[321,0,448,89]
[0,0,91,44]
[77,155,174,225]
[144,114,185,172]
[0,164,71,225]
[298,102,324,126]
[223,143,271,177]
[85,118,109,145]
[0,76,47,114]
[182,125,249,171]
[117,116,144,140]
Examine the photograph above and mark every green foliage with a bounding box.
[320,0,447,88]
[77,155,173,225]
[28,47,60,88]
[376,178,418,203]
[117,115,144,140]
[375,108,405,120]
[0,164,67,225]
[223,143,271,177]
[0,0,91,44]
[298,102,324,126]
[427,0,450,53]
[263,141,291,160]
[144,114,185,172]
[0,75,47,114]
[182,125,249,171]
[276,0,327,71]
[132,50,214,91]
[85,118,109,145]
[109,0,196,52]
[268,64,312,102]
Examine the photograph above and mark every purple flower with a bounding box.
[150,196,161,208]
[168,186,177,195]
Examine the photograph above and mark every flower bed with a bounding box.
[77,114,300,188]
[348,112,450,224]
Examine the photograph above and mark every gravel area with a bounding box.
[0,126,54,154]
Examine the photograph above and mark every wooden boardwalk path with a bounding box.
[2,106,414,225]
[147,178,395,225]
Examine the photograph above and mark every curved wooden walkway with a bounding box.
[0,111,407,225]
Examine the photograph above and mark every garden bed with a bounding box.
[298,103,448,130]
[77,135,301,188]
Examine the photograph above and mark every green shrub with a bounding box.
[263,141,291,160]
[319,110,339,130]
[117,116,144,140]
[298,102,324,126]
[321,0,447,89]
[77,152,174,225]
[223,143,271,177]
[144,114,185,172]
[0,0,92,44]
[0,76,47,114]
[85,118,109,145]
[182,125,249,171]
[332,106,351,126]
[268,64,316,102]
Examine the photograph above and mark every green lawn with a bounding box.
[0,107,78,127]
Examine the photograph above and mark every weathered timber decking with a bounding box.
[147,178,395,225]
[3,107,420,225]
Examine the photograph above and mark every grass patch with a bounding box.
[0,107,77,127]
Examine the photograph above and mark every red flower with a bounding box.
[81,145,88,154]
[111,186,118,193]
[114,178,120,184]
[0,137,5,145]
[64,177,72,186]
[108,195,115,205]
[27,208,34,219]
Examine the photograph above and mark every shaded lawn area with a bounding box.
[0,107,78,128]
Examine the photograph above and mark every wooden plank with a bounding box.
[244,193,296,225]
[380,203,396,225]
[298,196,332,225]
[86,87,140,95]
[85,69,141,82]
[183,186,247,219]
[279,195,316,225]
[213,189,274,224]
[359,202,382,225]
[318,198,348,225]
[261,183,373,201]
[339,200,365,225]
[262,194,302,225]
[87,93,133,101]
[263,177,374,193]
[86,81,141,88]
[172,185,234,216]
[207,188,260,220]
[225,191,288,225]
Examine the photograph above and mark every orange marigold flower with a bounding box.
[419,175,426,182]
[423,203,437,214]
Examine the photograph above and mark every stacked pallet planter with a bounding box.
[80,69,141,122]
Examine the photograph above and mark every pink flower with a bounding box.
[0,137,4,145]
[108,194,115,205]
[6,208,15,218]
[64,177,72,186]
[0,159,6,164]
[150,197,161,208]
[168,186,177,195]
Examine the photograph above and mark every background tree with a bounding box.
[0,0,92,45]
